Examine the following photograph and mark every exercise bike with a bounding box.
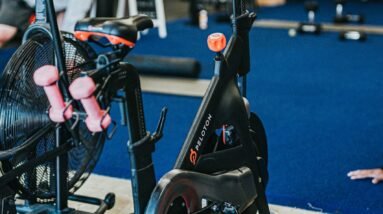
[0,0,270,213]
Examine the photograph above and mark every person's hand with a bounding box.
[347,168,383,184]
[0,24,17,47]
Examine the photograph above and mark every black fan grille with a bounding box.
[0,33,105,202]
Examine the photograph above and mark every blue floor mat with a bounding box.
[1,2,383,213]
[0,48,16,72]
[258,1,383,25]
[96,15,383,213]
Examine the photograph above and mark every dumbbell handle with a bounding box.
[44,84,65,110]
[81,96,112,132]
[82,96,102,119]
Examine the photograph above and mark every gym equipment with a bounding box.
[339,30,367,41]
[334,0,364,24]
[125,55,201,78]
[189,0,256,27]
[0,0,114,212]
[189,0,208,28]
[289,1,322,37]
[0,0,269,213]
[129,0,167,38]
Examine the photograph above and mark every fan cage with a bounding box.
[0,32,106,202]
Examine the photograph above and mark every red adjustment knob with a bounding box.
[69,76,111,133]
[207,33,227,52]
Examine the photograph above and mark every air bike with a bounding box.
[0,0,270,213]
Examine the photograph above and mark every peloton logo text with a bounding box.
[190,114,213,165]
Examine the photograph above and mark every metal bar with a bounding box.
[254,19,383,35]
[0,143,72,188]
[0,124,54,160]
[35,0,47,23]
[68,194,102,206]
[55,126,69,211]
[45,0,70,96]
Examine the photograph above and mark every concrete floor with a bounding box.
[70,174,321,214]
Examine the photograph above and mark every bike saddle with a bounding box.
[74,15,154,48]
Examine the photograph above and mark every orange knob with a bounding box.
[207,33,227,52]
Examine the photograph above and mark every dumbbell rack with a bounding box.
[289,1,322,36]
[334,0,364,24]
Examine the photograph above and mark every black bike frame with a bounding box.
[127,0,270,213]
[33,0,71,212]
[0,0,269,213]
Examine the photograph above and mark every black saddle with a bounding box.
[74,15,153,47]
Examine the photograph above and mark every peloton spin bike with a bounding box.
[0,0,270,213]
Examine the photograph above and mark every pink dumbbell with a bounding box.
[69,76,111,132]
[33,65,73,123]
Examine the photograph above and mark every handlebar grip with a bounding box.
[69,76,111,132]
[33,65,73,123]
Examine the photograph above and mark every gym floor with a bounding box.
[1,0,383,214]
[69,174,319,213]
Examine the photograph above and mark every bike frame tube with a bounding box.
[174,13,253,173]
[46,0,71,90]
[35,0,47,23]
[232,0,240,34]
[233,0,249,97]
[30,1,73,212]
[172,2,270,212]
[43,0,72,212]
[114,64,154,214]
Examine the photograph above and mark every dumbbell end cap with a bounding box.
[69,76,97,100]
[34,65,59,86]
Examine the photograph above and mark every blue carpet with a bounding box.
[0,48,16,71]
[1,2,383,213]
[258,1,383,25]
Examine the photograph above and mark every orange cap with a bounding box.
[207,33,227,52]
